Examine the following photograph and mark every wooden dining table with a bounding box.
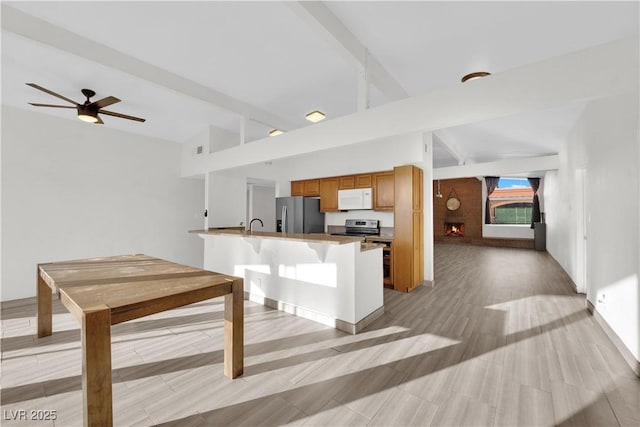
[36,254,244,427]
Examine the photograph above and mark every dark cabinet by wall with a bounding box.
[534,222,546,251]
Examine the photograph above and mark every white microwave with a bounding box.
[338,188,373,210]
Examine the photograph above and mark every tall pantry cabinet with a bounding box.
[393,165,424,292]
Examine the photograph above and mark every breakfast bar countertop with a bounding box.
[195,229,385,334]
[189,228,366,245]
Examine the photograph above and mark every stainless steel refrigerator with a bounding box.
[276,196,325,233]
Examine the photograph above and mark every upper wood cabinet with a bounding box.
[354,174,372,188]
[291,180,304,196]
[373,171,395,211]
[291,179,320,196]
[293,172,383,211]
[338,175,355,190]
[339,174,372,190]
[304,179,320,196]
[319,178,339,212]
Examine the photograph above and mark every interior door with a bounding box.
[575,168,587,294]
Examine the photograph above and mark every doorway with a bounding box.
[246,178,276,232]
[575,168,587,294]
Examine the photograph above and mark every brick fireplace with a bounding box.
[433,178,534,249]
[444,221,465,237]
[433,178,479,243]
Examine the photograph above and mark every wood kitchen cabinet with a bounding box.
[354,174,372,188]
[373,171,394,211]
[291,179,320,196]
[291,180,304,196]
[338,175,355,190]
[339,174,372,190]
[304,179,320,196]
[393,165,423,292]
[319,177,339,212]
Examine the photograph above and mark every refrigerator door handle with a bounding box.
[282,206,287,233]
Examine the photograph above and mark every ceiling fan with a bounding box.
[26,83,146,124]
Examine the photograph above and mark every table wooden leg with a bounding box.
[37,268,52,338]
[224,278,244,379]
[82,306,113,427]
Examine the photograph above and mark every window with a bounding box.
[488,178,533,225]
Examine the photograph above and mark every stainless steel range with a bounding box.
[331,219,380,237]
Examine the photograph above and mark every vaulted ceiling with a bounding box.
[2,1,638,168]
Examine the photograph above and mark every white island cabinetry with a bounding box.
[196,230,384,334]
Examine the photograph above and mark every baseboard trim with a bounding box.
[336,306,385,335]
[586,299,640,377]
[1,296,38,310]
[244,291,384,335]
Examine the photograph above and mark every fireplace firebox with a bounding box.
[444,222,465,237]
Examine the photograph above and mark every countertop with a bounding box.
[190,229,365,245]
[365,236,394,243]
[359,242,386,252]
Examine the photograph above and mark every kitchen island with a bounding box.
[191,229,384,334]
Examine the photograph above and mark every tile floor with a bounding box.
[1,243,638,426]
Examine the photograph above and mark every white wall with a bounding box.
[544,119,588,286]
[483,224,535,239]
[208,170,247,227]
[422,133,435,283]
[276,133,424,186]
[1,107,204,301]
[545,93,639,362]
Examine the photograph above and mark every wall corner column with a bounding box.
[422,132,435,283]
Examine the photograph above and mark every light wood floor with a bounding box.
[1,243,639,426]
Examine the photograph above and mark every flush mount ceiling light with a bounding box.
[269,129,283,136]
[305,110,325,123]
[461,71,491,83]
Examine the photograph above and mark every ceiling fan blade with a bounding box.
[95,115,104,124]
[99,109,146,123]
[91,96,120,109]
[28,103,76,109]
[26,83,79,106]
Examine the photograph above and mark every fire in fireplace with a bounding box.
[444,222,465,237]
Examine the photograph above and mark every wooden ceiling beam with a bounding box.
[287,1,408,102]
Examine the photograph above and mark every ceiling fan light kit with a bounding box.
[77,111,98,123]
[26,83,145,125]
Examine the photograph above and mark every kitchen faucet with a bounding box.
[249,218,263,232]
